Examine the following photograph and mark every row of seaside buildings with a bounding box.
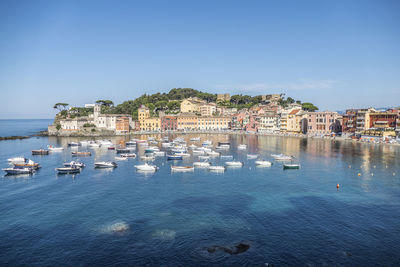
[50,94,400,138]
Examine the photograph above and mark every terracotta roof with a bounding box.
[289,109,301,115]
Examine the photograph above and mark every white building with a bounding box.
[258,114,280,133]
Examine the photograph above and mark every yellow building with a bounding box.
[180,98,205,113]
[141,117,161,131]
[138,105,150,128]
[198,116,230,130]
[287,109,304,133]
[177,113,198,130]
[200,103,217,116]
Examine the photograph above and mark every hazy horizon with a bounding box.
[1,0,399,119]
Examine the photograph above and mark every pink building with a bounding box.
[306,111,341,135]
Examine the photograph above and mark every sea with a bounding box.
[0,120,400,266]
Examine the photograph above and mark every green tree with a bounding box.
[53,103,69,112]
[302,102,319,112]
[96,100,114,107]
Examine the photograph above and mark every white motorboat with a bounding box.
[7,157,27,165]
[238,144,247,150]
[174,152,190,157]
[190,137,201,141]
[207,151,220,157]
[225,161,244,167]
[171,166,194,172]
[202,140,212,146]
[198,155,210,160]
[88,142,100,148]
[141,155,155,161]
[247,154,258,159]
[188,144,198,149]
[134,163,158,172]
[120,153,136,158]
[94,162,117,168]
[220,155,233,160]
[126,140,136,146]
[215,144,230,150]
[63,161,85,168]
[3,167,33,175]
[56,166,81,174]
[208,166,225,172]
[68,142,79,147]
[162,142,172,148]
[99,140,113,147]
[192,150,205,155]
[47,145,64,152]
[153,151,165,157]
[255,160,273,167]
[271,154,293,161]
[79,140,88,146]
[193,161,211,168]
[115,156,128,161]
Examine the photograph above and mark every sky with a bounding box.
[0,0,399,119]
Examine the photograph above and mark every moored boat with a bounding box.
[32,149,49,155]
[7,157,27,165]
[116,148,131,154]
[3,167,33,175]
[68,142,79,147]
[135,163,158,172]
[283,164,300,170]
[153,151,165,156]
[198,155,210,160]
[47,145,64,152]
[225,161,244,167]
[220,155,233,159]
[247,154,258,159]
[56,166,81,174]
[255,160,272,167]
[120,153,136,158]
[63,161,85,168]
[140,155,155,161]
[271,154,293,161]
[171,166,194,172]
[190,137,201,141]
[208,166,225,172]
[167,155,183,160]
[238,144,247,150]
[193,161,211,168]
[115,156,128,161]
[94,162,117,168]
[14,159,40,170]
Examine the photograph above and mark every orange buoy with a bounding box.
[336,184,340,189]
[358,173,361,176]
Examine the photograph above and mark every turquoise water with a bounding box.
[1,131,400,265]
[0,119,52,137]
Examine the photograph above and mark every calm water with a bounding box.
[1,130,400,265]
[0,119,53,137]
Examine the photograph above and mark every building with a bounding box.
[306,111,341,135]
[368,111,397,129]
[355,108,376,133]
[141,117,161,131]
[197,116,230,130]
[116,117,130,134]
[180,98,206,113]
[217,93,231,102]
[261,94,281,103]
[59,118,89,131]
[287,109,305,133]
[200,103,217,116]
[177,113,198,131]
[138,105,150,125]
[279,104,302,132]
[93,104,132,131]
[258,114,280,133]
[161,115,177,131]
[342,109,357,133]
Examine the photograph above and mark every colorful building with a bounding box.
[306,111,341,135]
[161,115,177,131]
[287,109,305,133]
[116,116,130,134]
[141,117,161,131]
[180,98,206,113]
[200,103,217,116]
[258,114,279,133]
[197,116,230,130]
[177,113,198,131]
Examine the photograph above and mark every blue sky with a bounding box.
[0,0,399,118]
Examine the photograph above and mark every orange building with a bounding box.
[116,117,130,134]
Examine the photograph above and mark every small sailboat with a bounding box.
[171,166,194,172]
[94,162,117,168]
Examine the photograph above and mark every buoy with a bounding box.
[348,165,351,168]
[358,173,361,176]
[336,184,340,189]
[371,173,374,176]
[393,173,396,176]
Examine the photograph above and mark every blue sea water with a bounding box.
[0,126,400,265]
[0,119,53,137]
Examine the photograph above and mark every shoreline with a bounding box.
[5,129,399,147]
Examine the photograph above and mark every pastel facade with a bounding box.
[116,117,130,134]
[141,117,161,131]
[180,98,205,113]
[198,117,230,130]
[177,113,198,130]
[200,103,217,116]
[287,109,304,133]
[161,115,177,131]
[306,111,340,135]
[258,114,280,133]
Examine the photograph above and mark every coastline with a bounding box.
[8,129,399,147]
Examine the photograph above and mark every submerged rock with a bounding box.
[102,221,129,233]
[207,242,250,255]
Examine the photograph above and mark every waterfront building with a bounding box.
[258,114,280,133]
[287,109,305,133]
[161,115,178,131]
[245,116,258,132]
[367,111,397,129]
[197,116,230,130]
[306,111,341,135]
[342,109,358,133]
[355,108,376,133]
[59,118,89,131]
[116,117,130,134]
[279,104,302,132]
[200,103,217,116]
[177,113,198,131]
[141,117,161,131]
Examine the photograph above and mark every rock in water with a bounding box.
[207,242,250,255]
